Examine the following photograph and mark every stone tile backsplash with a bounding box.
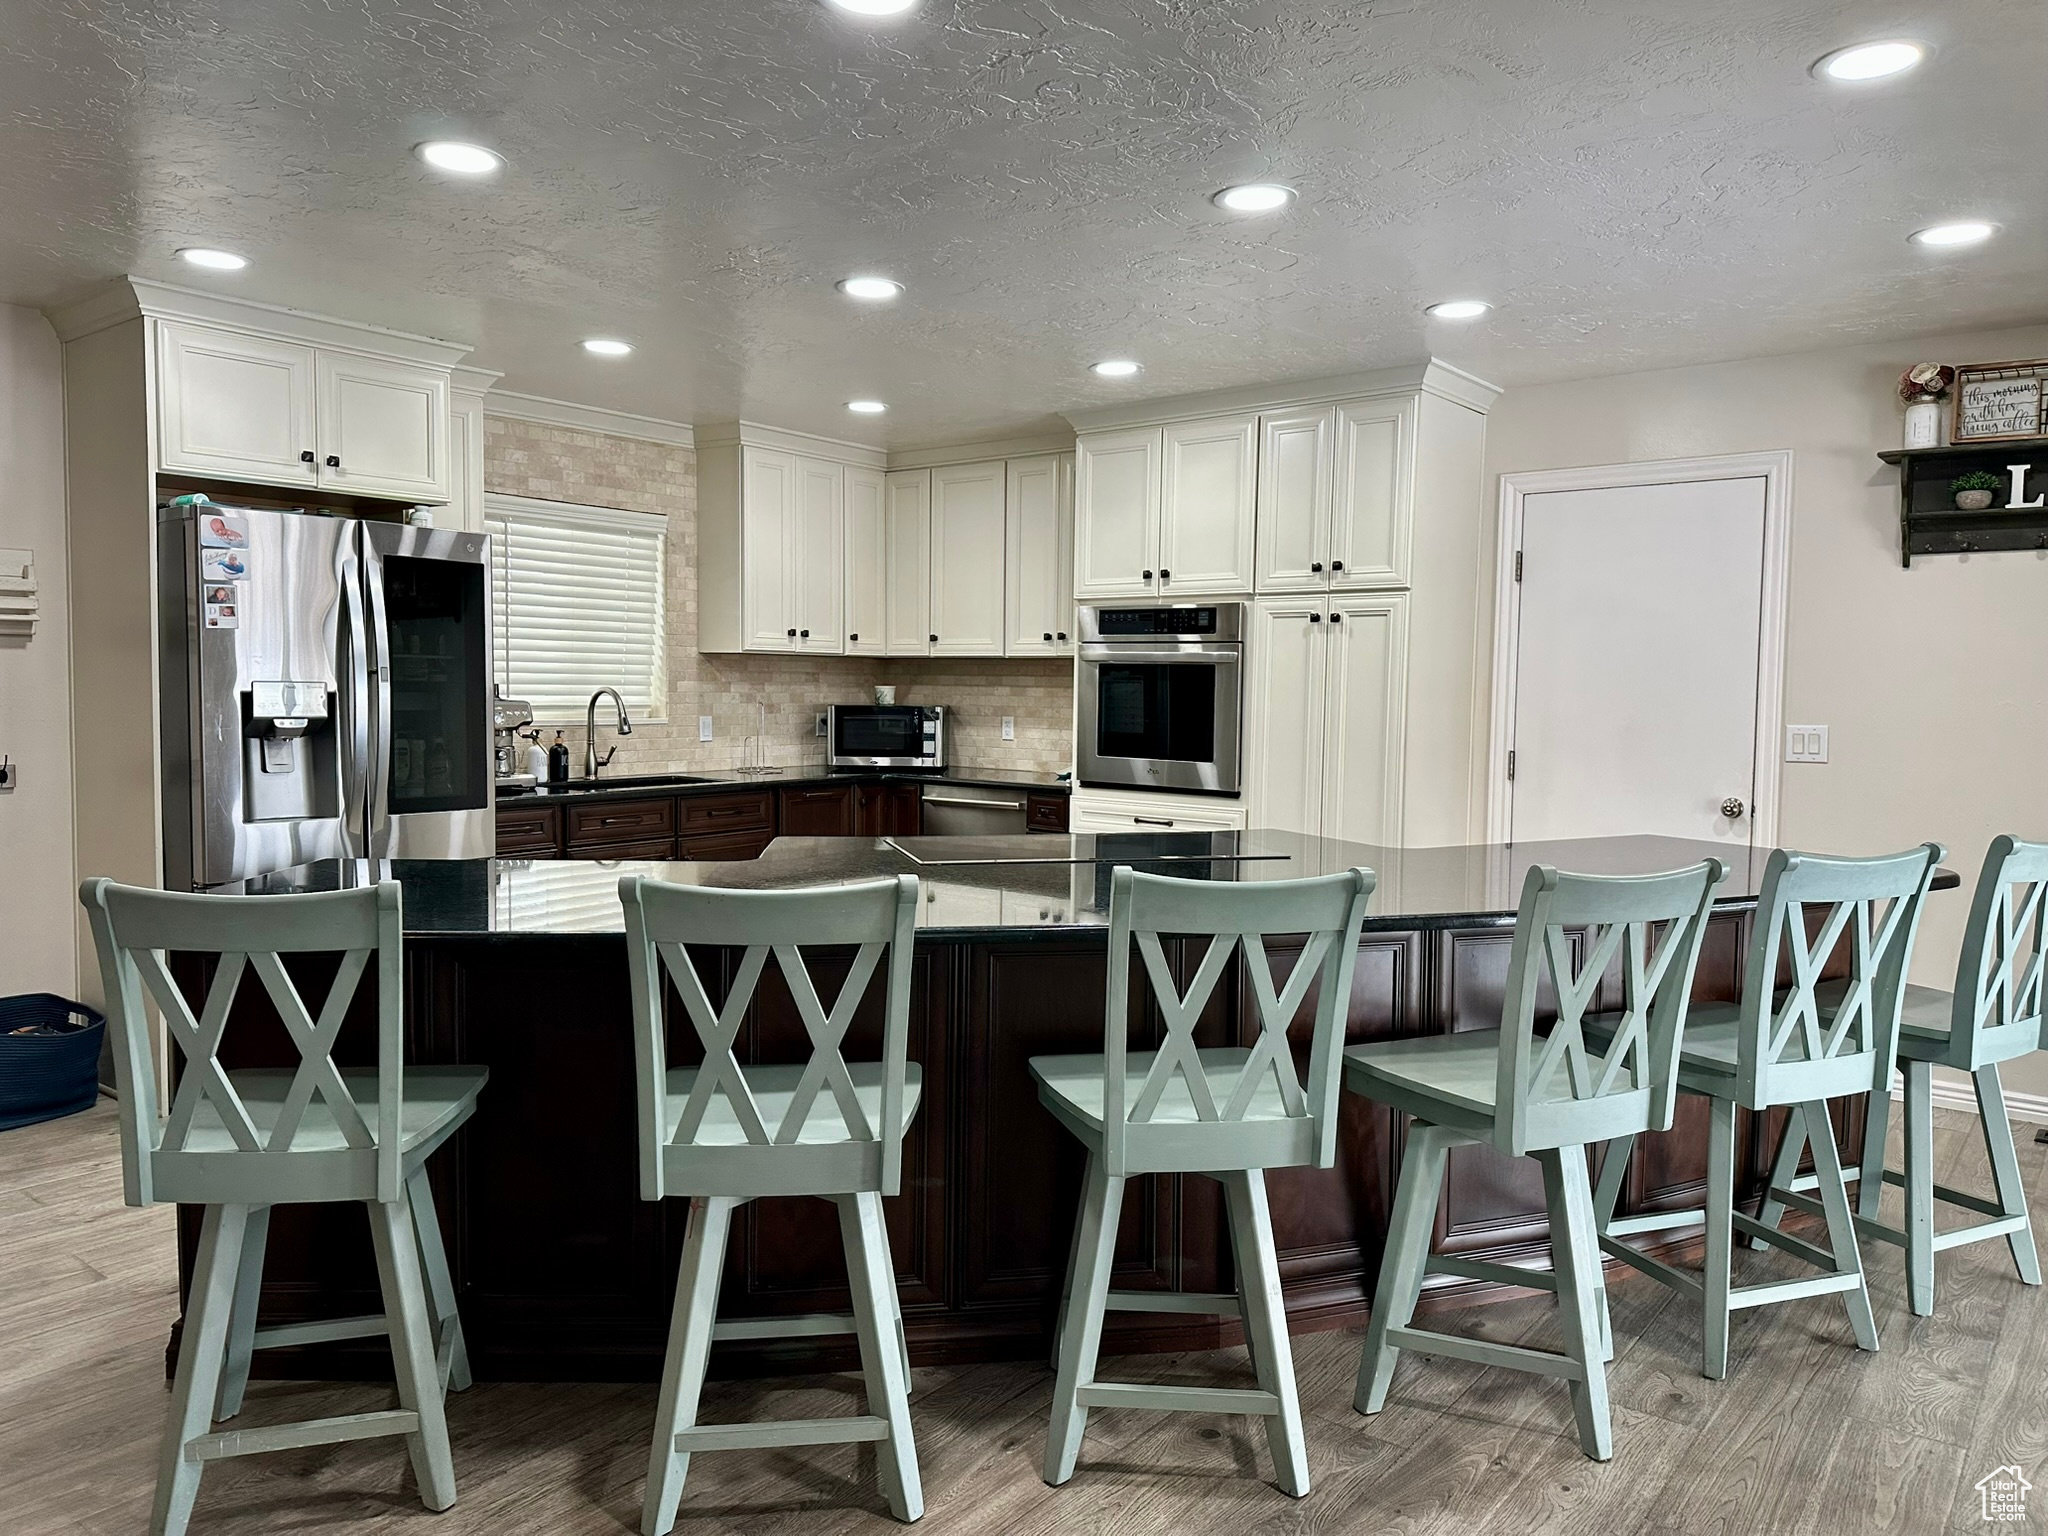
[484,415,1075,777]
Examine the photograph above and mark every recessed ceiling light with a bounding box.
[837,276,904,301]
[1910,221,1996,248]
[847,400,888,414]
[415,141,504,175]
[823,0,918,14]
[1090,360,1142,378]
[1425,299,1493,320]
[177,248,247,271]
[1813,40,1927,82]
[581,338,633,357]
[1212,183,1296,214]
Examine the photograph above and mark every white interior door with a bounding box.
[1508,477,1767,846]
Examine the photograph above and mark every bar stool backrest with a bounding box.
[621,874,919,1201]
[1100,865,1374,1178]
[1494,860,1725,1158]
[1737,843,1943,1109]
[1946,835,2048,1068]
[79,879,404,1208]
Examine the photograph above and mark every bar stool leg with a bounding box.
[1222,1169,1308,1496]
[153,1202,248,1536]
[1750,1112,1806,1249]
[1903,1062,1937,1316]
[407,1166,471,1391]
[214,1204,271,1421]
[1701,1097,1737,1381]
[1560,1147,1612,1362]
[841,1191,923,1522]
[1049,1151,1092,1370]
[643,1195,734,1536]
[1355,1123,1452,1415]
[1044,1156,1124,1486]
[1975,1064,2042,1286]
[1856,1085,1890,1222]
[369,1194,457,1512]
[1540,1148,1612,1460]
[1803,1101,1879,1352]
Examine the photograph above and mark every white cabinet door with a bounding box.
[1246,599,1329,837]
[1320,594,1408,845]
[155,322,319,488]
[930,460,1006,657]
[1074,428,1160,599]
[1255,407,1335,593]
[1331,396,1415,589]
[793,456,845,652]
[315,351,451,503]
[1159,413,1257,595]
[884,469,932,656]
[741,446,798,651]
[843,465,887,656]
[1004,453,1071,656]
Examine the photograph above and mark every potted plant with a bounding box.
[1952,470,2002,510]
[1899,363,1955,448]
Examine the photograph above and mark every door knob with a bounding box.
[1720,797,1745,818]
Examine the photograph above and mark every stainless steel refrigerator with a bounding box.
[157,503,494,890]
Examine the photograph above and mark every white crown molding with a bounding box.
[452,363,504,399]
[694,419,885,469]
[47,277,470,367]
[1061,357,1502,434]
[886,430,1077,472]
[486,389,695,449]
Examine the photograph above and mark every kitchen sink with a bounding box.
[503,773,722,795]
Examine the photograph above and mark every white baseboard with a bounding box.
[1890,1070,2048,1126]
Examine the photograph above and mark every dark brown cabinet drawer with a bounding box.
[566,796,675,851]
[779,783,857,837]
[565,837,675,863]
[1025,792,1070,834]
[679,790,774,835]
[496,802,562,857]
[677,829,774,862]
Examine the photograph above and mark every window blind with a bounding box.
[484,493,668,717]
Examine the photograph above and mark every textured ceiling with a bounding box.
[2,0,2043,445]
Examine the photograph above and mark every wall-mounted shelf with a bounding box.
[1879,436,2048,567]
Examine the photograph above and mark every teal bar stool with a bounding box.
[1031,864,1374,1497]
[1590,843,1943,1380]
[1752,834,2043,1315]
[621,873,924,1533]
[1346,859,1724,1460]
[79,879,486,1536]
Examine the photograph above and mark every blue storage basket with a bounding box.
[0,993,106,1131]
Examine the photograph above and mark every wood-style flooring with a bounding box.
[4,1101,2044,1534]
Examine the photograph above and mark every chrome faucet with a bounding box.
[585,688,633,778]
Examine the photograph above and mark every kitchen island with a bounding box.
[183,831,1930,1383]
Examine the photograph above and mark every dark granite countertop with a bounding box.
[496,766,1072,806]
[204,832,1941,941]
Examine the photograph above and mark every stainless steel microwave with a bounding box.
[828,704,946,770]
[1076,603,1244,796]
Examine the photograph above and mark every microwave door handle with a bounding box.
[340,553,371,858]
[364,543,394,858]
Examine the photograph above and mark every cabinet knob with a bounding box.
[1142,569,1154,580]
[1159,568,1170,580]
[929,634,938,643]
[1042,631,1053,642]
[1310,613,1322,623]
[800,628,809,638]
[849,632,858,642]
[1310,561,1323,572]
[1056,631,1067,641]
[300,450,316,465]
[325,454,340,469]
[1330,611,1343,624]
[787,628,797,638]
[1331,560,1345,572]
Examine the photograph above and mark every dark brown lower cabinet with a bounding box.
[172,904,1862,1385]
[778,783,857,836]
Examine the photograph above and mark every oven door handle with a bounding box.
[1078,646,1241,665]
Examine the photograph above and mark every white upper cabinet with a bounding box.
[739,447,799,651]
[1004,453,1074,656]
[1320,593,1409,844]
[843,465,888,656]
[314,350,451,503]
[1253,407,1336,593]
[1245,598,1330,837]
[1158,413,1257,595]
[929,460,1006,657]
[1074,428,1160,599]
[794,456,846,652]
[884,469,932,656]
[1330,396,1415,589]
[155,322,319,487]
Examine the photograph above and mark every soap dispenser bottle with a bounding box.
[522,730,547,781]
[547,730,571,784]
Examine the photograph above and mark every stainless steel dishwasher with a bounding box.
[919,782,1029,836]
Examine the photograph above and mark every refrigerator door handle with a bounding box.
[364,539,394,859]
[339,544,372,858]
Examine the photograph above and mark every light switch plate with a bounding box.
[1001,716,1016,741]
[1786,724,1829,763]
[815,712,828,738]
[698,716,714,742]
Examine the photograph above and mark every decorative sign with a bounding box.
[1953,359,2048,443]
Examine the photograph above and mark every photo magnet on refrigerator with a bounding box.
[198,515,248,549]
[201,548,250,581]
